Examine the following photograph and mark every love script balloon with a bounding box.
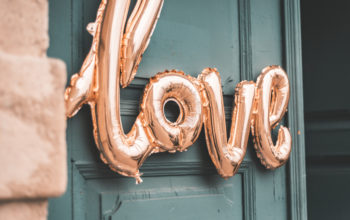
[65,0,292,183]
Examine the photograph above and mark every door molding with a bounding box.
[283,0,308,219]
[74,161,256,220]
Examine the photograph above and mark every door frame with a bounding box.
[284,0,307,219]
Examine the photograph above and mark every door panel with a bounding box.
[81,175,245,219]
[48,0,306,219]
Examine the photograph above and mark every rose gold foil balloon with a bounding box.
[141,70,203,152]
[89,0,146,183]
[251,65,292,169]
[64,0,107,117]
[121,0,164,87]
[64,0,293,184]
[65,0,164,183]
[199,68,255,178]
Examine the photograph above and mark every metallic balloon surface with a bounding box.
[251,65,292,169]
[141,70,203,152]
[121,0,164,87]
[64,0,292,183]
[199,68,255,178]
[65,0,165,183]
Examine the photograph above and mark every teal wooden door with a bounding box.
[48,0,307,219]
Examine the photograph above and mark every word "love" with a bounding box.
[65,0,291,183]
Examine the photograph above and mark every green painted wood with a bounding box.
[47,0,72,219]
[48,0,306,219]
[283,0,308,219]
[302,1,350,220]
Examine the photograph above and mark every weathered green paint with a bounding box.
[48,0,307,219]
[302,1,350,220]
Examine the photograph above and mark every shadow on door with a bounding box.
[301,1,350,219]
